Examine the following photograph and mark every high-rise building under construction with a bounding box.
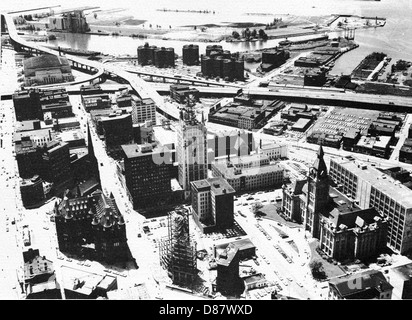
[160,207,197,286]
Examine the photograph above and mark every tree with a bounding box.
[232,31,240,39]
[94,13,97,19]
[258,29,268,40]
[244,27,251,39]
[309,260,327,280]
[251,201,264,217]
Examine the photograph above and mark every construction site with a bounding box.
[159,207,198,288]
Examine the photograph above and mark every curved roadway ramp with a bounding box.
[2,12,180,120]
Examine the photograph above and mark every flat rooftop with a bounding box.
[121,143,166,159]
[356,135,391,149]
[191,177,236,195]
[332,157,412,208]
[213,162,283,179]
[152,125,177,146]
[60,266,106,296]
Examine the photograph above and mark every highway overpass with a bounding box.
[2,13,181,120]
[245,87,412,113]
[3,12,412,118]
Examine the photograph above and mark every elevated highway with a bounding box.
[2,13,181,120]
[3,12,412,118]
[245,87,412,113]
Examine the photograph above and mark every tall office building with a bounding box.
[121,143,172,210]
[191,177,235,233]
[177,98,208,192]
[329,156,412,254]
[40,140,72,187]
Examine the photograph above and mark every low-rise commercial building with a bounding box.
[170,85,200,104]
[214,237,256,261]
[22,249,59,299]
[212,154,284,192]
[291,118,313,132]
[328,270,392,300]
[353,135,391,159]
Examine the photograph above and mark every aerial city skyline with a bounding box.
[2,0,412,305]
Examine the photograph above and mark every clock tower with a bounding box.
[304,145,329,238]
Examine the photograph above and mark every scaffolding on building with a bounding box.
[160,206,197,287]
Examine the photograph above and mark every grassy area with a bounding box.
[260,203,301,228]
[308,239,346,280]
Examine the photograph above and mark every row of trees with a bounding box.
[232,28,268,40]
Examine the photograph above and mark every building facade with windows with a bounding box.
[191,177,235,233]
[329,156,412,254]
[211,154,284,192]
[281,147,388,261]
[121,143,172,210]
[177,102,208,192]
[23,55,74,86]
[54,190,128,263]
[131,97,156,125]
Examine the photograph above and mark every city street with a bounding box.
[232,190,321,300]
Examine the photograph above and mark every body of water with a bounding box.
[3,0,412,75]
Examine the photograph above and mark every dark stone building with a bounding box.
[54,190,129,263]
